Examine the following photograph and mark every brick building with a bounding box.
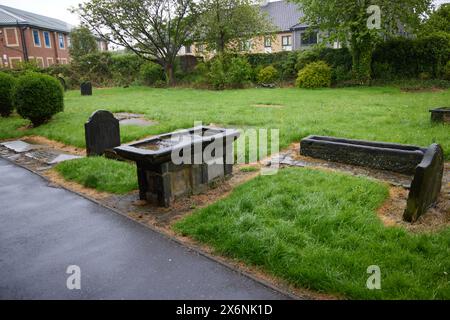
[179,0,340,57]
[0,4,107,69]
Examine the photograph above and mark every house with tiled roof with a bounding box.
[180,0,326,56]
[0,5,107,69]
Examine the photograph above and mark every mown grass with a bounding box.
[174,167,450,300]
[0,86,449,159]
[55,157,138,194]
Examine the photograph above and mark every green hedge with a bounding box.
[14,72,64,126]
[0,72,16,117]
[372,32,450,79]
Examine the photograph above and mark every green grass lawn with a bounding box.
[55,157,138,194]
[0,86,449,159]
[174,168,450,300]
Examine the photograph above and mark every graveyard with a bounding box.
[0,85,449,299]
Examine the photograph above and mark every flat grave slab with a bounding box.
[0,140,41,153]
[25,150,82,165]
[114,112,157,127]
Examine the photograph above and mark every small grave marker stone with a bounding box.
[85,110,120,156]
[81,81,92,96]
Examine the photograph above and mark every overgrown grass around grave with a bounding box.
[174,167,450,300]
[55,157,138,194]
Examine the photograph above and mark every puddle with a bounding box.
[114,112,157,127]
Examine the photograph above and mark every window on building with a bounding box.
[58,33,65,49]
[196,44,205,53]
[281,35,292,51]
[67,36,71,48]
[185,45,191,54]
[33,30,41,46]
[264,37,272,48]
[5,28,19,46]
[35,57,44,68]
[240,40,252,52]
[43,31,51,48]
[301,32,318,46]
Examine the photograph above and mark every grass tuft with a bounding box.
[174,167,450,299]
[55,157,138,194]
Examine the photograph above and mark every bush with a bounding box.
[444,61,450,80]
[140,62,165,86]
[225,57,252,88]
[295,49,320,71]
[296,61,332,89]
[0,72,16,117]
[257,65,279,84]
[111,54,144,86]
[372,33,450,79]
[208,58,226,90]
[14,72,64,126]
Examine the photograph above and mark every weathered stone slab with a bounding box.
[300,135,426,174]
[81,82,92,96]
[404,144,444,222]
[48,154,82,164]
[119,118,157,127]
[430,107,450,123]
[85,110,121,157]
[1,141,39,153]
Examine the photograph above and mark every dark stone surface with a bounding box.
[85,110,121,157]
[0,158,287,299]
[115,126,239,207]
[80,81,92,96]
[430,107,450,123]
[300,135,426,174]
[404,144,444,222]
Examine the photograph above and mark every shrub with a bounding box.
[295,49,320,71]
[296,61,332,89]
[111,54,144,86]
[257,65,279,84]
[444,61,450,80]
[14,72,64,126]
[332,65,352,83]
[372,33,450,79]
[225,57,252,88]
[0,72,16,117]
[140,61,165,86]
[208,58,226,90]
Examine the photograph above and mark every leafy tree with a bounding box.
[419,3,450,35]
[196,0,275,53]
[69,26,98,61]
[74,0,200,85]
[291,0,433,84]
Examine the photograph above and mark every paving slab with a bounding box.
[0,141,40,153]
[0,158,288,300]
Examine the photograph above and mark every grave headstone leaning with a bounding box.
[85,110,120,156]
[403,144,444,222]
[81,81,92,96]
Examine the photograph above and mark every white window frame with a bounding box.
[9,56,22,68]
[58,33,65,49]
[47,57,54,66]
[32,29,41,47]
[59,58,68,65]
[35,57,44,68]
[43,31,52,48]
[264,36,272,48]
[4,27,19,47]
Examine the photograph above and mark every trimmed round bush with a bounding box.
[257,65,279,85]
[140,62,165,86]
[14,72,64,126]
[296,61,332,89]
[0,72,16,117]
